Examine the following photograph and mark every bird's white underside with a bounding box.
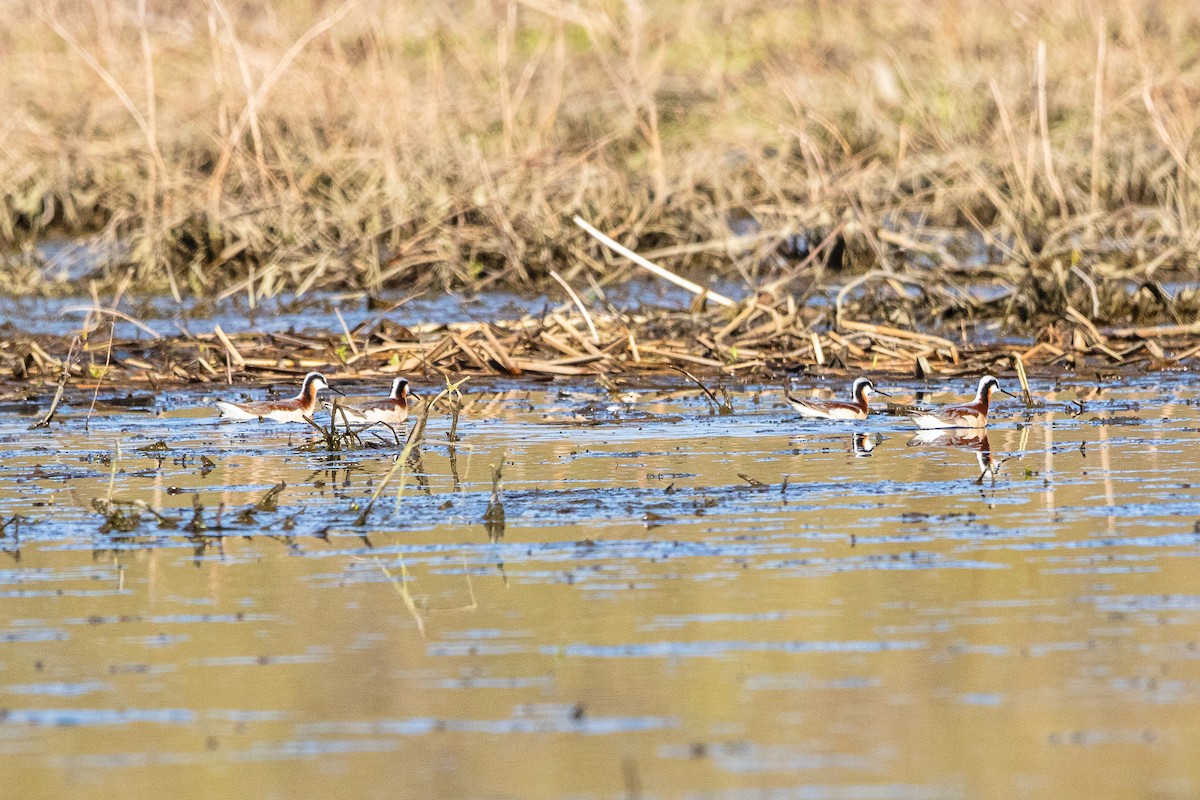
[215,401,256,420]
[909,411,987,429]
[789,401,865,420]
[215,401,309,424]
[337,407,407,424]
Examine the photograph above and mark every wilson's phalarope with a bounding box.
[215,372,338,423]
[785,377,890,421]
[330,378,411,425]
[908,375,1013,429]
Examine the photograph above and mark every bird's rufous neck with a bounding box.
[299,381,319,409]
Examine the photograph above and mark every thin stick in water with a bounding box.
[30,337,80,430]
[1013,351,1033,408]
[85,321,116,430]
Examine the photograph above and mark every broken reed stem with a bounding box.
[1070,265,1102,318]
[62,306,162,339]
[1013,352,1033,407]
[549,269,600,344]
[30,336,80,430]
[334,307,360,355]
[213,324,245,368]
[573,215,735,308]
[85,321,117,431]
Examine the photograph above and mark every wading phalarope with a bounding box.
[908,375,1013,429]
[215,372,338,423]
[785,377,890,421]
[329,378,411,426]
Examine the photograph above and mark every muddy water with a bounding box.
[1,375,1199,799]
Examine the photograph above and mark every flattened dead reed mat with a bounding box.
[3,278,1199,405]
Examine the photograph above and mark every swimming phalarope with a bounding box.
[215,372,338,423]
[785,377,890,421]
[329,378,411,425]
[908,375,1013,429]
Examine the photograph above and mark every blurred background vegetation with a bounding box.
[2,0,1199,302]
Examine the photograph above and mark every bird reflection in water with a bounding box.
[851,432,883,457]
[907,429,1000,483]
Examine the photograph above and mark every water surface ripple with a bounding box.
[1,376,1198,799]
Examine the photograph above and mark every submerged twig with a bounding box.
[483,455,506,542]
[1013,353,1034,408]
[30,337,80,430]
[670,366,732,415]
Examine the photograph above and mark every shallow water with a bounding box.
[1,374,1200,799]
[0,275,750,340]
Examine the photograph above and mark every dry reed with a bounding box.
[0,1,1197,307]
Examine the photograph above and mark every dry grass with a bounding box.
[2,0,1200,337]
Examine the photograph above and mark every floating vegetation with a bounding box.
[182,496,206,535]
[254,483,287,513]
[90,498,177,534]
[9,274,1200,409]
[302,401,366,453]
